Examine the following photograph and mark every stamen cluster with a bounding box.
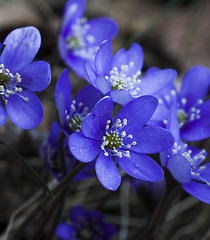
[0,64,28,103]
[105,62,141,96]
[101,118,137,159]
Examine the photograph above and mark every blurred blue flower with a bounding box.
[40,122,95,181]
[59,0,118,78]
[0,26,51,129]
[56,206,116,240]
[69,95,174,190]
[84,40,177,106]
[157,66,210,141]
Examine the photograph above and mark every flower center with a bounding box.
[178,109,187,127]
[105,62,141,96]
[0,64,28,104]
[101,119,137,159]
[66,100,89,132]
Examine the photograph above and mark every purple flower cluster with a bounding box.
[56,206,116,240]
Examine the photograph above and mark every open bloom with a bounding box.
[56,206,116,240]
[59,0,118,78]
[69,95,174,190]
[84,40,177,106]
[0,26,51,129]
[157,66,210,141]
[55,69,102,136]
[160,103,210,204]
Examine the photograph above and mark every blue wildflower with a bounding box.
[55,69,102,136]
[56,206,116,240]
[40,122,95,181]
[69,95,174,191]
[157,66,210,141]
[59,0,118,78]
[84,40,177,106]
[0,26,51,129]
[160,103,210,204]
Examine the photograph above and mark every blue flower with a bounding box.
[0,26,51,129]
[55,69,102,136]
[84,40,177,106]
[56,206,116,240]
[40,122,95,181]
[59,0,118,78]
[157,66,210,141]
[69,95,174,191]
[160,103,210,204]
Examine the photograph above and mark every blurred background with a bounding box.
[0,0,210,239]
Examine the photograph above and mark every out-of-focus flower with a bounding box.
[0,26,51,129]
[56,206,116,240]
[40,122,95,181]
[157,66,210,141]
[84,40,177,106]
[59,0,118,78]
[69,96,174,191]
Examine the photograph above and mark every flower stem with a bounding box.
[8,162,85,240]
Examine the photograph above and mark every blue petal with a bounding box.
[69,132,101,162]
[56,223,76,240]
[84,62,97,85]
[5,90,43,129]
[167,153,191,183]
[109,89,133,106]
[1,27,41,73]
[131,126,174,154]
[48,122,61,148]
[55,69,71,114]
[74,84,102,112]
[150,103,170,121]
[96,76,111,95]
[116,151,164,182]
[95,152,121,191]
[0,101,7,126]
[95,40,112,76]
[114,95,158,133]
[140,67,177,95]
[181,118,210,141]
[180,66,210,110]
[86,18,118,45]
[18,61,51,92]
[61,0,86,31]
[199,163,210,183]
[71,206,88,225]
[112,43,144,76]
[81,96,113,140]
[182,181,210,204]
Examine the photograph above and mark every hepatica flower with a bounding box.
[56,206,116,240]
[161,140,210,204]
[59,0,118,78]
[69,95,174,190]
[0,26,51,129]
[55,69,102,136]
[158,66,210,141]
[84,40,177,106]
